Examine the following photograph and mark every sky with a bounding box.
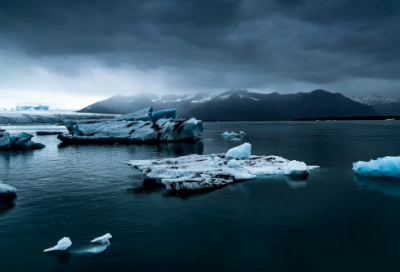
[0,0,400,109]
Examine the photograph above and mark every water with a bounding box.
[1,121,400,271]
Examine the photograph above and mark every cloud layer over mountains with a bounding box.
[0,0,399,108]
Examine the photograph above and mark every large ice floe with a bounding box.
[353,156,400,177]
[58,107,203,144]
[127,143,319,191]
[0,131,45,149]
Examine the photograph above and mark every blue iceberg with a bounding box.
[152,109,177,122]
[353,156,400,177]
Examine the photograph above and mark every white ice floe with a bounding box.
[230,138,241,141]
[225,143,251,159]
[240,131,246,135]
[127,143,319,191]
[221,131,242,137]
[0,180,17,194]
[91,233,112,245]
[353,156,400,177]
[44,237,72,252]
[284,160,310,175]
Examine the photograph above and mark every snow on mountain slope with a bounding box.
[352,95,400,105]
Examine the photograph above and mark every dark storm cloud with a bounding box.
[0,0,400,96]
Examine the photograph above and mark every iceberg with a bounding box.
[240,131,246,135]
[127,143,319,191]
[221,131,240,136]
[0,180,17,194]
[59,108,203,144]
[0,131,45,149]
[284,160,310,175]
[353,156,400,177]
[44,237,72,252]
[225,143,251,159]
[152,109,177,122]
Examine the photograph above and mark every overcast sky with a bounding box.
[0,0,400,109]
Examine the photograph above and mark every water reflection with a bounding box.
[285,175,308,188]
[353,174,400,197]
[129,179,221,199]
[0,196,16,213]
[43,251,71,265]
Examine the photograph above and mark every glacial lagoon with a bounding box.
[2,121,400,271]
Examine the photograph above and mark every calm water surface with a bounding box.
[1,121,400,271]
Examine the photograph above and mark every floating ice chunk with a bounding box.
[353,156,400,177]
[221,131,240,136]
[284,160,310,175]
[240,131,246,135]
[0,132,11,148]
[152,109,177,122]
[227,159,241,168]
[44,237,72,252]
[225,143,251,159]
[386,118,395,121]
[230,138,241,141]
[0,180,17,194]
[128,153,318,191]
[91,233,112,245]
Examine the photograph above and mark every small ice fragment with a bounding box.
[221,131,231,136]
[225,143,251,159]
[230,138,241,141]
[91,233,112,245]
[44,237,72,252]
[227,159,241,168]
[284,160,310,175]
[240,131,246,135]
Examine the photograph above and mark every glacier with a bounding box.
[353,156,400,177]
[44,237,72,252]
[59,108,203,144]
[127,143,319,191]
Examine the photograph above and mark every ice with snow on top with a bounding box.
[284,160,310,175]
[221,131,240,136]
[353,156,400,177]
[225,143,251,159]
[0,180,17,194]
[44,237,72,252]
[127,143,319,191]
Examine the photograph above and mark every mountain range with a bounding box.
[78,90,379,120]
[352,94,400,116]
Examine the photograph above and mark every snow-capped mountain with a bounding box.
[79,89,377,120]
[180,89,377,120]
[78,92,217,115]
[351,94,400,115]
